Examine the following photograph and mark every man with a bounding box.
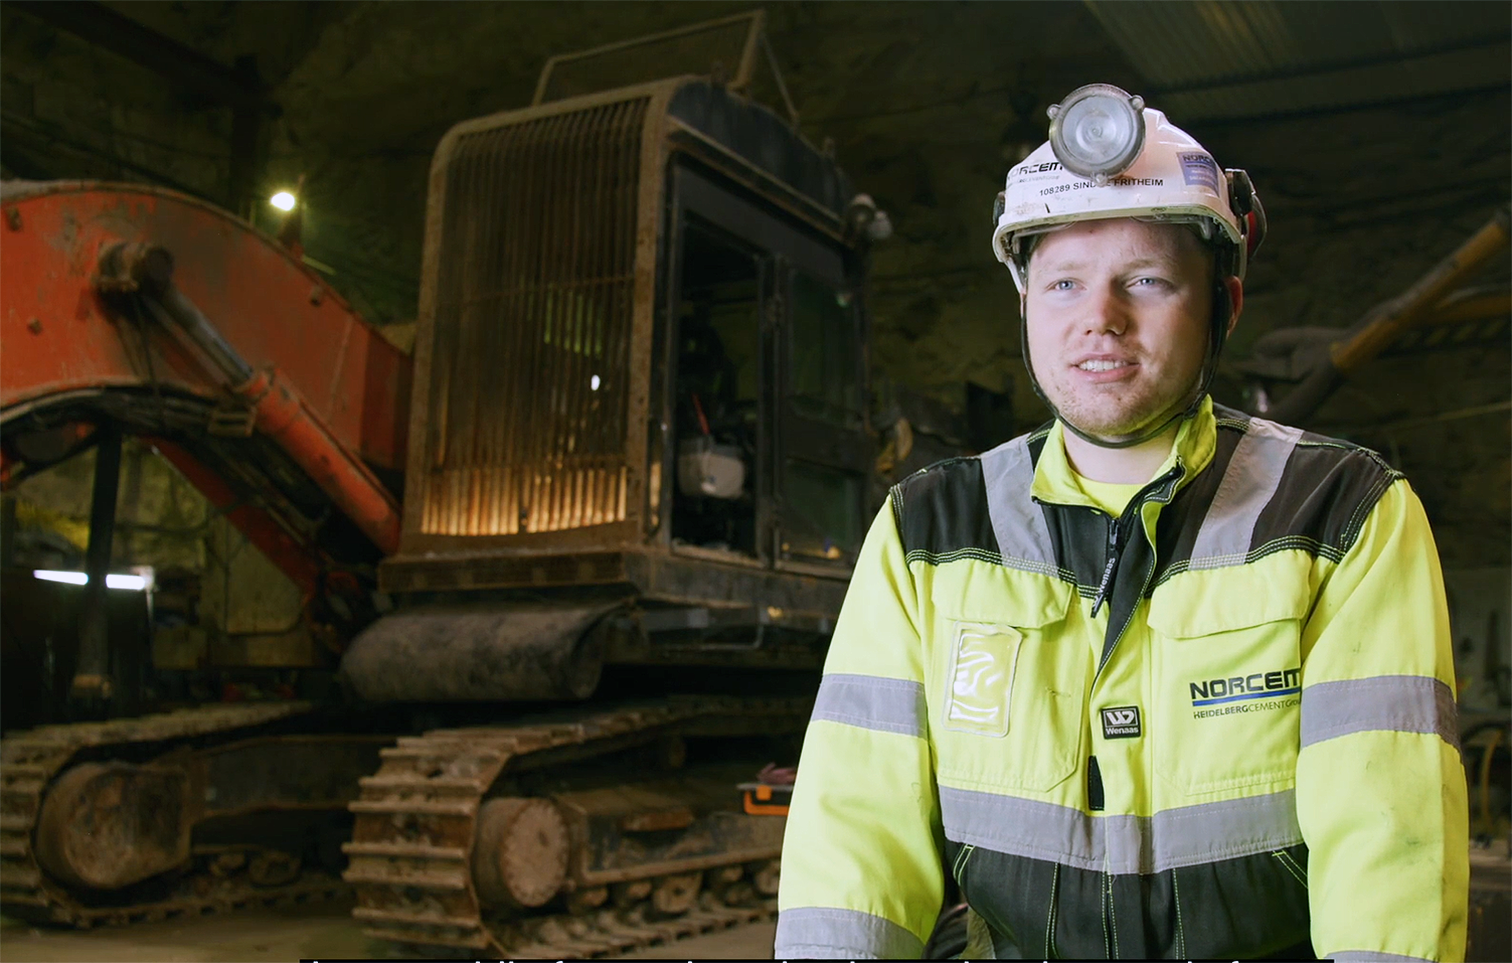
[775,85,1467,961]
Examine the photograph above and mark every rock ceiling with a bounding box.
[2,1,1508,564]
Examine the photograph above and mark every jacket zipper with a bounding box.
[1085,462,1184,622]
[1090,516,1120,618]
[1030,456,1190,943]
[952,843,977,885]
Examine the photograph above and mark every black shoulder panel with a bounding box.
[1152,421,1245,578]
[889,457,999,560]
[1251,432,1403,562]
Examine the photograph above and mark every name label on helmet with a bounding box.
[1037,177,1165,198]
[1179,152,1220,194]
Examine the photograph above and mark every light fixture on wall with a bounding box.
[269,191,297,212]
[33,568,155,591]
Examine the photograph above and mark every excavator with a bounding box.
[0,13,896,957]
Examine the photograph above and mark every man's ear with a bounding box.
[1223,276,1244,337]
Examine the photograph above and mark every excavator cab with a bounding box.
[345,11,882,701]
[668,175,869,568]
[331,19,888,950]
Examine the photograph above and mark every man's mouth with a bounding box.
[1075,359,1132,372]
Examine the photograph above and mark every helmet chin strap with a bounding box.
[1019,281,1233,451]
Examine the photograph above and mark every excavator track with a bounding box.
[345,695,806,959]
[0,702,348,926]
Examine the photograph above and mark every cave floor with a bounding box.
[0,901,777,961]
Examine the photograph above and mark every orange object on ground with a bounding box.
[738,780,793,816]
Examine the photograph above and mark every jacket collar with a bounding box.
[1030,395,1218,511]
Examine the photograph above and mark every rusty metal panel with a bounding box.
[0,182,411,474]
[417,96,651,539]
[378,551,628,593]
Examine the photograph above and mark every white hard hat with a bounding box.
[991,84,1265,293]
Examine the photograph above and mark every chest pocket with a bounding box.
[1149,573,1310,795]
[929,576,1087,793]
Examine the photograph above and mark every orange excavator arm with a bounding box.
[1,181,411,594]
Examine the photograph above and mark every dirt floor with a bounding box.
[0,902,778,962]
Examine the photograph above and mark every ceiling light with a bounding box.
[269,191,297,212]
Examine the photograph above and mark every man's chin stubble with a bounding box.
[1055,392,1183,440]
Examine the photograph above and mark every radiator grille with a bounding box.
[421,97,648,536]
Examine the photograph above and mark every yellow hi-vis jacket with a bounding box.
[776,399,1467,961]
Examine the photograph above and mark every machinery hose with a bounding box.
[1478,726,1505,837]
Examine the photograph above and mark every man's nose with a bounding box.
[1084,284,1130,336]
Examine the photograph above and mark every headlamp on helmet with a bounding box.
[991,84,1265,294]
[1047,84,1147,186]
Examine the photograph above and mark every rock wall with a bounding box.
[3,1,1507,568]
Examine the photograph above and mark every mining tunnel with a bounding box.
[1,2,1508,961]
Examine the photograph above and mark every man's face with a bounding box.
[1024,218,1216,441]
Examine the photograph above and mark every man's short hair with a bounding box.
[1021,219,1220,285]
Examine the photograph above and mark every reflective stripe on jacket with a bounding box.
[775,398,1467,961]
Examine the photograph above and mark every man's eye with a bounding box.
[1051,279,1076,291]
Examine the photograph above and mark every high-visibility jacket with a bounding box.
[775,398,1467,961]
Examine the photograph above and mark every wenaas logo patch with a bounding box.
[1100,705,1141,739]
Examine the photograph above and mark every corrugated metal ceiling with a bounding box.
[1084,1,1510,120]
